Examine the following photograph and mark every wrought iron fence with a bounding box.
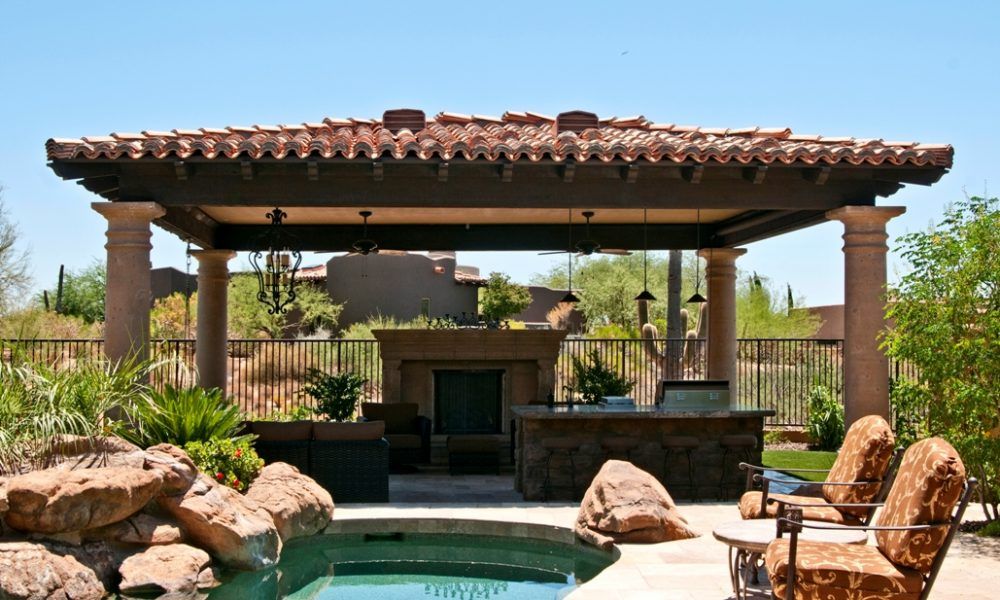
[1,336,918,426]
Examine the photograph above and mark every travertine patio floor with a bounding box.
[331,471,1000,599]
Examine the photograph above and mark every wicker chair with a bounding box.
[361,402,431,467]
[309,421,389,503]
[739,415,899,525]
[249,420,313,474]
[767,437,976,600]
[250,420,390,503]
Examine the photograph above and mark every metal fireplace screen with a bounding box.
[433,370,504,434]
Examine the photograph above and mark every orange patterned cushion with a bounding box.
[822,415,895,517]
[766,538,923,596]
[738,491,861,525]
[875,437,966,572]
[771,579,919,600]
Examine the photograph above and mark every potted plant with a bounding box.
[571,349,634,404]
[300,368,367,422]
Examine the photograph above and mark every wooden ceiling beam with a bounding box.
[307,161,319,181]
[682,165,704,183]
[216,223,707,252]
[743,165,768,184]
[155,206,218,249]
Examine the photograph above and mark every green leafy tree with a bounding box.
[48,260,106,324]
[227,274,342,339]
[883,195,1000,521]
[0,187,31,314]
[151,291,196,338]
[737,272,821,338]
[479,272,531,320]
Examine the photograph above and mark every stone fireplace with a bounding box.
[373,329,567,436]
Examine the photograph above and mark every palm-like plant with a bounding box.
[121,384,247,448]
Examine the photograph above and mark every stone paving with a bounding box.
[331,471,1000,599]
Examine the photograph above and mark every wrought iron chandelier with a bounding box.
[249,207,302,314]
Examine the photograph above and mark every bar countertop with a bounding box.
[510,404,775,419]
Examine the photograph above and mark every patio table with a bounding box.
[712,518,868,600]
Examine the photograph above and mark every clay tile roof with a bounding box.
[45,110,953,168]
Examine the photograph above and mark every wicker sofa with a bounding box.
[248,420,389,503]
[360,402,432,467]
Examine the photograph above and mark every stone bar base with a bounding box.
[511,406,773,502]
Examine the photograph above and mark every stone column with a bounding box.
[92,202,165,366]
[191,250,235,393]
[827,206,906,426]
[698,248,746,391]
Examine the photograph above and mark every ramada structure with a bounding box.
[46,109,952,426]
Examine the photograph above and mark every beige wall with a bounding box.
[326,252,478,327]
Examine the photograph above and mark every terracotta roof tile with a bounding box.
[45,110,953,168]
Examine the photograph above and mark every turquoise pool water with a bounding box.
[209,531,616,600]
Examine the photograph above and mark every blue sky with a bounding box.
[1,1,997,307]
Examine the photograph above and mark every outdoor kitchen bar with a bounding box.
[512,404,775,501]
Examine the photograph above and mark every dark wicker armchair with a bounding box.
[361,402,431,466]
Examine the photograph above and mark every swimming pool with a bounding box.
[209,519,617,600]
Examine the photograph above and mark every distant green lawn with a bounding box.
[761,450,838,482]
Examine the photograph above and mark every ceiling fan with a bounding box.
[540,211,632,257]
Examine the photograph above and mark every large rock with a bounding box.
[49,435,146,471]
[4,467,163,534]
[84,512,185,546]
[157,474,281,570]
[118,543,218,595]
[246,463,334,541]
[144,444,199,495]
[575,460,699,550]
[0,541,106,600]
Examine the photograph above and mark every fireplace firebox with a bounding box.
[434,370,504,434]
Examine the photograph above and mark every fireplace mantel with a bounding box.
[373,329,568,431]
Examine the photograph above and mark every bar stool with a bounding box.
[661,435,700,500]
[719,434,757,500]
[601,436,641,461]
[541,438,582,501]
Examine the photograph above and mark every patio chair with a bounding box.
[739,415,898,525]
[360,402,431,467]
[766,437,976,600]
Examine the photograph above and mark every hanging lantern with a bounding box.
[687,208,707,304]
[635,208,657,302]
[249,207,302,314]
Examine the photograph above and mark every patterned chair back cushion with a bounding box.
[875,437,966,572]
[821,415,895,516]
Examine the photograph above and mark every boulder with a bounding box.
[118,543,217,595]
[4,467,163,534]
[246,463,334,541]
[49,435,146,471]
[84,512,185,546]
[0,476,7,536]
[144,444,199,495]
[0,541,106,600]
[575,460,699,550]
[157,474,281,570]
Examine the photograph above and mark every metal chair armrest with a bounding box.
[775,518,953,533]
[767,497,884,509]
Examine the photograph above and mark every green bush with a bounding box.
[0,355,149,474]
[805,385,845,451]
[571,349,634,404]
[184,437,263,492]
[301,369,366,422]
[122,385,246,448]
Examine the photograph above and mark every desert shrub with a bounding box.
[0,355,149,474]
[184,437,262,492]
[262,405,315,422]
[571,349,634,404]
[805,385,845,451]
[122,385,246,448]
[301,369,366,422]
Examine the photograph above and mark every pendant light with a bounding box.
[635,208,656,302]
[560,209,580,304]
[687,208,707,304]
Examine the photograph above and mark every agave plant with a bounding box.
[121,384,248,448]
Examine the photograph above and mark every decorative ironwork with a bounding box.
[426,312,511,330]
[249,207,302,314]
